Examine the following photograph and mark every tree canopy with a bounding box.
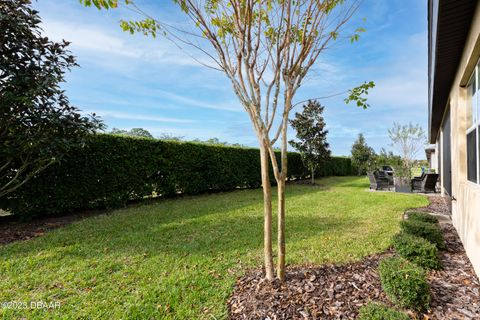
[0,0,103,198]
[110,127,154,138]
[350,133,376,175]
[289,100,330,184]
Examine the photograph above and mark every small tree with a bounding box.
[82,0,374,281]
[289,100,330,184]
[388,122,426,178]
[0,0,103,198]
[351,133,376,175]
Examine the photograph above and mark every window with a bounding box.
[467,60,480,184]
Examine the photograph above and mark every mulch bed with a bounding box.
[0,210,102,245]
[410,195,452,216]
[228,197,480,319]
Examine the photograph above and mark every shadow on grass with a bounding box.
[0,182,355,262]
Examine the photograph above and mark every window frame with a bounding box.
[466,59,480,184]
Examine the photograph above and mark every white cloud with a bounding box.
[83,109,196,124]
[40,18,214,68]
[41,20,142,58]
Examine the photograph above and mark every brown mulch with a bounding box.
[411,195,452,216]
[0,210,102,245]
[228,197,480,319]
[427,223,480,319]
[228,252,395,319]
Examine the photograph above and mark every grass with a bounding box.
[0,176,427,319]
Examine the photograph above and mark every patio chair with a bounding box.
[368,172,390,190]
[377,169,394,185]
[411,173,439,193]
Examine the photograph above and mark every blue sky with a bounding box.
[33,0,427,156]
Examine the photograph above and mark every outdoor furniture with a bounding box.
[411,173,439,193]
[368,172,390,190]
[378,169,394,185]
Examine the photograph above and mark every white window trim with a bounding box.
[467,60,480,184]
[477,64,480,184]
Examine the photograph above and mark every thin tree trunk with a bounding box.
[259,141,274,280]
[276,109,289,281]
[276,176,286,280]
[311,166,315,185]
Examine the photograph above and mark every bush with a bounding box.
[358,302,410,320]
[378,257,430,311]
[400,219,445,249]
[393,232,442,269]
[407,212,438,224]
[1,134,355,217]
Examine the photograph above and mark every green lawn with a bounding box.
[0,176,427,319]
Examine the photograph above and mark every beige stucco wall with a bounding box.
[443,1,480,277]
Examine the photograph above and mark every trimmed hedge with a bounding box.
[400,219,445,249]
[358,302,410,320]
[379,257,430,311]
[407,212,438,224]
[1,134,355,216]
[393,232,442,270]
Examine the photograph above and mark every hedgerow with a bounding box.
[1,134,354,216]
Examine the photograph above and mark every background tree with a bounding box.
[0,0,102,198]
[110,127,154,138]
[350,133,376,175]
[289,100,330,184]
[388,122,426,178]
[82,0,374,281]
[375,148,402,168]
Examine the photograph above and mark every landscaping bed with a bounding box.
[0,211,100,245]
[228,202,480,319]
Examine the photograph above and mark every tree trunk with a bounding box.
[259,141,274,280]
[311,166,315,185]
[276,110,289,281]
[276,176,286,280]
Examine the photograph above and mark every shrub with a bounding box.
[392,232,442,269]
[400,219,445,249]
[407,212,438,224]
[358,302,410,320]
[0,134,355,217]
[378,257,430,311]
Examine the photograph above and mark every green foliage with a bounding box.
[378,257,430,311]
[400,219,445,249]
[0,0,103,198]
[345,81,375,109]
[358,302,410,320]
[351,133,376,175]
[407,212,438,224]
[1,134,355,217]
[289,100,331,182]
[392,232,442,270]
[110,127,153,138]
[375,148,402,168]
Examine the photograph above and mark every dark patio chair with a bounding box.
[411,173,439,193]
[377,169,394,185]
[368,172,390,190]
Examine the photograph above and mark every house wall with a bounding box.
[432,151,438,171]
[442,1,480,277]
[429,150,438,171]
